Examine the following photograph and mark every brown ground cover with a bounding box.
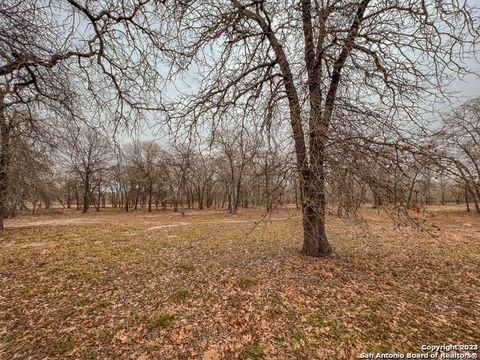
[0,205,479,359]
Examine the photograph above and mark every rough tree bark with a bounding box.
[0,92,10,230]
[148,182,153,212]
[82,173,90,213]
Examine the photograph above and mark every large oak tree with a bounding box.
[164,0,479,256]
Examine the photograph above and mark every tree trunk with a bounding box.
[0,93,10,231]
[295,179,300,209]
[134,186,139,210]
[57,196,66,208]
[228,191,233,213]
[473,197,480,214]
[440,177,446,205]
[155,192,160,210]
[148,182,153,212]
[96,186,101,211]
[265,171,273,213]
[206,187,213,208]
[221,190,227,209]
[465,185,471,212]
[75,190,80,210]
[301,164,332,257]
[471,187,480,214]
[198,185,204,210]
[124,192,129,212]
[82,175,90,213]
[472,185,480,214]
[180,182,186,216]
[173,194,178,212]
[9,202,16,218]
[66,187,72,209]
[233,177,242,214]
[406,172,418,209]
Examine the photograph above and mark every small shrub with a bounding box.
[269,292,283,304]
[272,331,284,344]
[290,328,306,342]
[80,350,97,360]
[97,299,111,309]
[267,307,283,318]
[177,262,196,272]
[149,312,174,329]
[240,343,264,359]
[47,337,74,356]
[330,319,347,333]
[309,314,347,334]
[237,275,257,289]
[169,288,191,302]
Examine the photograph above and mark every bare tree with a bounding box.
[3,133,57,216]
[212,122,260,215]
[190,150,217,210]
[165,0,479,256]
[126,141,162,212]
[1,0,167,229]
[61,127,112,213]
[437,98,480,214]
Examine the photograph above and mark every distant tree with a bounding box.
[190,150,218,210]
[61,127,112,213]
[126,141,161,212]
[437,98,480,214]
[162,144,195,215]
[212,123,260,215]
[4,134,56,216]
[253,135,291,213]
[1,0,167,229]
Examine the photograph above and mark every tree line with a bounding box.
[4,96,480,219]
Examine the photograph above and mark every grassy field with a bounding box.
[0,205,479,359]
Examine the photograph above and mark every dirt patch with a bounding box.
[148,222,189,230]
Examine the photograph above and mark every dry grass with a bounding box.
[0,205,479,359]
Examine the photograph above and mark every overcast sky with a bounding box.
[447,1,480,103]
[450,57,480,100]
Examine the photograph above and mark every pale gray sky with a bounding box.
[450,58,480,100]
